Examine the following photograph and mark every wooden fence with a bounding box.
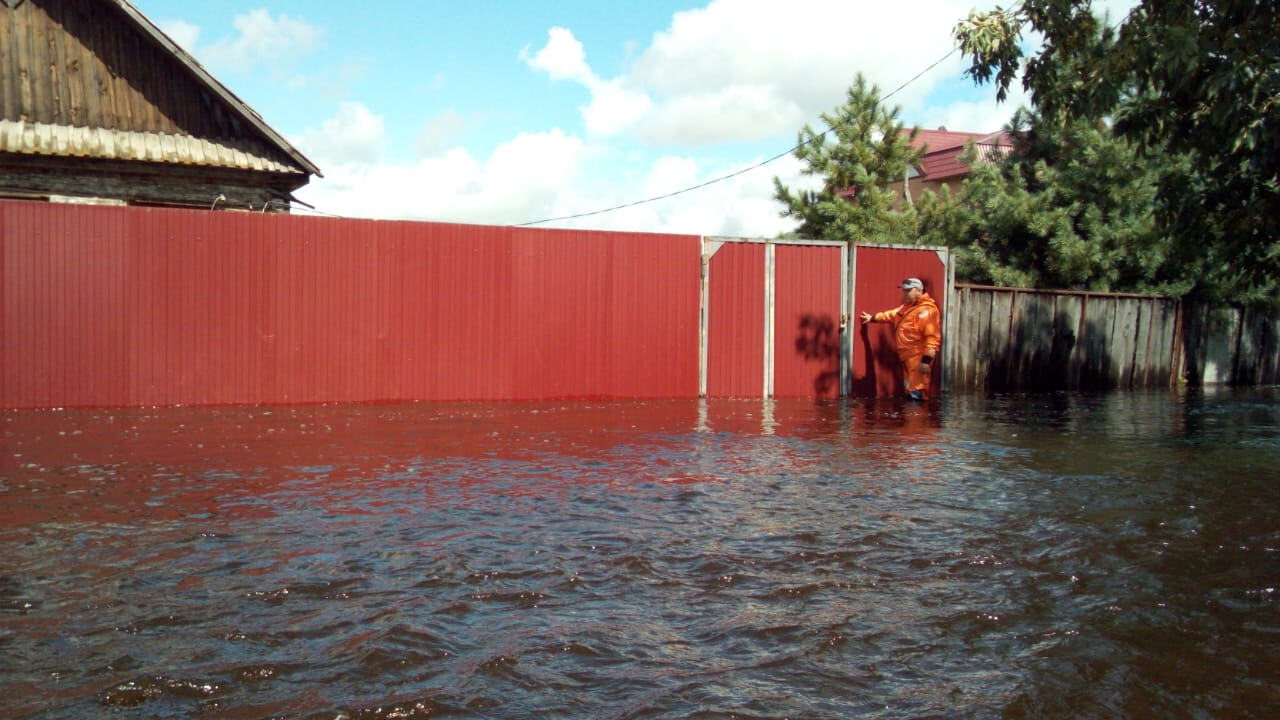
[948,284,1278,391]
[1180,304,1280,386]
[949,284,1181,391]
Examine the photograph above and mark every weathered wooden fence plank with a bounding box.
[1054,294,1085,390]
[1261,314,1280,385]
[1202,308,1240,385]
[987,290,1014,389]
[953,287,973,390]
[1112,299,1141,388]
[942,286,1266,391]
[973,288,993,392]
[1234,308,1269,385]
[1151,299,1179,386]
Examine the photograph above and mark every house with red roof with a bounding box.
[890,128,1012,205]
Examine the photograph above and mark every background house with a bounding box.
[0,0,319,211]
[890,128,1011,205]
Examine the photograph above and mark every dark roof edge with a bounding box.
[108,0,323,178]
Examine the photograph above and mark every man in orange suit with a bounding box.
[860,277,942,401]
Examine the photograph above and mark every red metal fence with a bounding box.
[850,245,951,397]
[702,239,846,399]
[0,202,700,408]
[1,201,954,408]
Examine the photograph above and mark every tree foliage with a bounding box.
[918,110,1183,294]
[955,0,1280,305]
[773,75,922,244]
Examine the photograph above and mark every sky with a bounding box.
[131,0,1133,237]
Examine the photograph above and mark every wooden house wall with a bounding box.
[2,1,267,144]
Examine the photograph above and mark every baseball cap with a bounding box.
[900,277,924,290]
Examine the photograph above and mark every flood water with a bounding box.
[2,389,1278,719]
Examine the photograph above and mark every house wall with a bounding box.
[2,1,276,145]
[886,177,964,207]
[0,157,297,211]
[0,0,307,207]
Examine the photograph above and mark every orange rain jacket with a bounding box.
[872,292,942,398]
[871,292,942,363]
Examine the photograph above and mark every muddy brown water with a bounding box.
[1,389,1277,718]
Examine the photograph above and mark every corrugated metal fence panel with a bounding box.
[706,242,765,398]
[851,245,947,397]
[601,231,701,398]
[0,201,702,408]
[773,244,842,398]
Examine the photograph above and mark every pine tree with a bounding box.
[955,0,1280,305]
[773,75,922,244]
[918,110,1182,294]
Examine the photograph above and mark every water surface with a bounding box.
[2,390,1278,718]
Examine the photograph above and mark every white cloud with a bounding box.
[581,80,653,136]
[415,109,467,158]
[512,151,813,238]
[295,0,1040,237]
[1092,0,1141,24]
[292,99,807,237]
[294,104,584,226]
[201,9,322,72]
[524,28,652,137]
[521,0,1004,148]
[157,19,200,54]
[624,0,975,144]
[919,87,1030,135]
[523,27,592,84]
[639,86,806,145]
[294,101,386,166]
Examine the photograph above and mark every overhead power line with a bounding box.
[514,46,960,228]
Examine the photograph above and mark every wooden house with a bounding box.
[0,0,320,211]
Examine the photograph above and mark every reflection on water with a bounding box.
[1,389,1277,718]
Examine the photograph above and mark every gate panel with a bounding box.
[773,244,843,398]
[851,245,948,397]
[706,242,765,398]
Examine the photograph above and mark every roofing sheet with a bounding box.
[0,120,305,174]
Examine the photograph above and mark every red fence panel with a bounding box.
[851,245,948,397]
[706,242,765,398]
[773,244,843,398]
[0,201,701,408]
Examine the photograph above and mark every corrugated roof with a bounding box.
[909,129,989,154]
[0,120,306,174]
[106,0,321,177]
[912,130,1013,182]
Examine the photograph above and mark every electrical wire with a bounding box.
[514,47,961,227]
[290,4,1039,226]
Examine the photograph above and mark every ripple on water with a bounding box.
[0,392,1277,718]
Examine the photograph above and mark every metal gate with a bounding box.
[700,237,848,398]
[849,243,953,397]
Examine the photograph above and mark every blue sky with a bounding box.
[130,1,1130,236]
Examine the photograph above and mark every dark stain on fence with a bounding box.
[794,314,841,396]
[952,285,1181,392]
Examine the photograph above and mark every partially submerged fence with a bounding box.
[949,284,1181,391]
[0,202,704,407]
[5,200,1267,409]
[5,201,930,409]
[1181,304,1280,386]
[950,284,1279,391]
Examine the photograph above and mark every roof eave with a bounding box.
[108,0,324,178]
